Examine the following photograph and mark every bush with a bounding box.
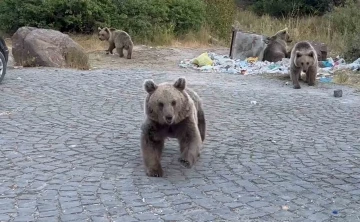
[328,0,360,61]
[167,0,206,35]
[0,0,206,43]
[250,0,334,17]
[203,0,237,41]
[110,0,170,42]
[47,0,116,33]
[110,0,205,42]
[0,0,114,34]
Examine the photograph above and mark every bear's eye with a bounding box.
[158,102,164,108]
[301,62,304,65]
[306,62,309,65]
[171,100,176,106]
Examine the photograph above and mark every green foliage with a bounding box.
[167,0,206,35]
[328,0,360,35]
[0,0,114,34]
[343,32,360,62]
[0,0,206,43]
[47,0,116,33]
[203,0,237,41]
[110,0,205,42]
[328,0,360,61]
[110,0,170,41]
[250,0,333,17]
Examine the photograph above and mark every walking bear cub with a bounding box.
[140,77,206,177]
[97,27,134,59]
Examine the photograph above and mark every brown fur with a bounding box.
[262,28,292,62]
[290,41,318,89]
[141,77,206,177]
[97,27,134,59]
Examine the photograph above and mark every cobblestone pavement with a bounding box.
[0,67,360,222]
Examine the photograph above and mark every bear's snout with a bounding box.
[165,115,173,124]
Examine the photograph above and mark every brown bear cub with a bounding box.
[262,28,292,62]
[97,27,134,59]
[141,77,206,177]
[290,41,318,89]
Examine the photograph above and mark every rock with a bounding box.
[308,41,328,61]
[334,89,343,97]
[11,26,89,69]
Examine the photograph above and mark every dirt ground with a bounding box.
[87,45,228,71]
[5,42,228,71]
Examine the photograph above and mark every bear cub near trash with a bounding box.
[98,27,134,59]
[140,77,206,177]
[262,28,292,62]
[289,41,318,89]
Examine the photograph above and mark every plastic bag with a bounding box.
[192,52,213,67]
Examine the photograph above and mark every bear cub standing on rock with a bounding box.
[141,77,206,177]
[290,41,318,89]
[98,27,133,59]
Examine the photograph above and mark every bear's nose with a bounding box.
[165,116,173,122]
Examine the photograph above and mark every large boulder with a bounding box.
[12,27,89,69]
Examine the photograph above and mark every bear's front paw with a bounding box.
[178,157,192,168]
[308,82,315,86]
[146,168,163,177]
[293,84,301,89]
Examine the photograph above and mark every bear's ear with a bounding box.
[270,35,277,41]
[308,51,314,57]
[104,27,110,33]
[98,27,102,31]
[144,79,157,94]
[174,77,186,91]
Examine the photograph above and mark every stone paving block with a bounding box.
[0,68,360,221]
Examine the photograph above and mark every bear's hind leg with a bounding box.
[117,46,124,58]
[141,134,164,177]
[126,44,133,59]
[197,108,206,142]
[177,123,202,168]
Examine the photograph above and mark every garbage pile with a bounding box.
[179,52,360,79]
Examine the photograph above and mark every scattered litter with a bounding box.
[282,205,289,211]
[250,101,257,105]
[319,76,333,83]
[246,57,258,64]
[192,52,213,67]
[17,77,21,80]
[332,210,338,215]
[179,52,360,77]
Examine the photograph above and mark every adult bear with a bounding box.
[140,77,206,177]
